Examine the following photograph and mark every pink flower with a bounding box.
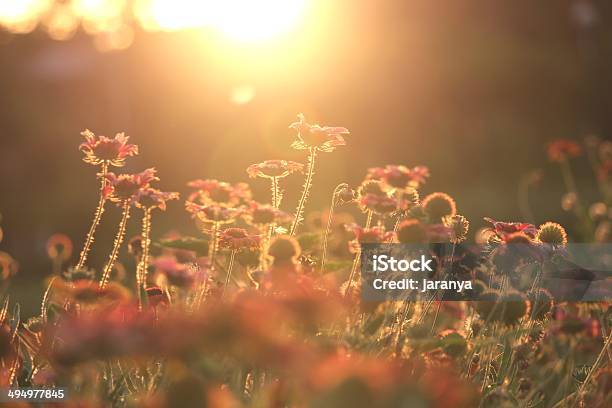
[103,168,159,202]
[135,188,179,210]
[547,139,582,162]
[244,201,292,226]
[185,201,240,224]
[289,113,350,152]
[79,129,138,167]
[346,224,394,244]
[247,160,304,179]
[484,217,537,240]
[218,228,261,250]
[367,165,430,189]
[187,179,251,206]
[154,257,198,288]
[359,193,398,214]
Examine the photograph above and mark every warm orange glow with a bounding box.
[0,0,52,33]
[0,0,308,48]
[209,0,306,42]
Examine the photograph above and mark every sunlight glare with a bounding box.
[209,0,306,42]
[135,0,306,41]
[0,0,52,33]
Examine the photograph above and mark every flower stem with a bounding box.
[271,176,280,209]
[320,183,347,274]
[100,200,130,288]
[137,207,152,310]
[365,210,373,229]
[345,249,361,298]
[290,148,317,236]
[208,222,220,271]
[76,162,108,270]
[260,224,272,270]
[222,250,237,299]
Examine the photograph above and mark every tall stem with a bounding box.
[222,250,237,299]
[100,200,130,288]
[345,249,361,298]
[208,223,220,271]
[76,162,108,269]
[365,210,373,229]
[321,183,347,274]
[271,176,280,209]
[290,148,317,236]
[260,224,272,271]
[137,207,152,310]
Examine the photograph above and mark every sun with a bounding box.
[209,0,306,42]
[135,0,307,42]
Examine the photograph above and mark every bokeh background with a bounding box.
[0,0,609,312]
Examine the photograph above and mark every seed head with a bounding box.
[443,214,469,243]
[536,222,568,246]
[422,192,457,223]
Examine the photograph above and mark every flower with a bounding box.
[46,233,73,261]
[357,179,388,199]
[547,139,582,162]
[54,278,130,305]
[218,228,260,250]
[243,202,292,226]
[359,194,398,215]
[346,224,394,244]
[268,236,301,263]
[528,289,553,320]
[367,165,430,189]
[396,187,420,211]
[289,113,350,152]
[439,330,468,358]
[247,160,304,179]
[154,257,198,288]
[185,202,240,225]
[484,217,537,240]
[475,291,529,326]
[0,251,18,281]
[79,129,138,167]
[145,286,169,308]
[396,219,428,243]
[422,192,457,223]
[536,222,568,246]
[336,185,357,205]
[135,188,180,210]
[443,215,470,244]
[187,179,250,206]
[103,168,159,202]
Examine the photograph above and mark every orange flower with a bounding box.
[79,129,138,167]
[547,139,582,162]
[103,168,159,203]
[247,160,304,179]
[289,113,350,152]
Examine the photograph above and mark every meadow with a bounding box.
[0,114,610,407]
